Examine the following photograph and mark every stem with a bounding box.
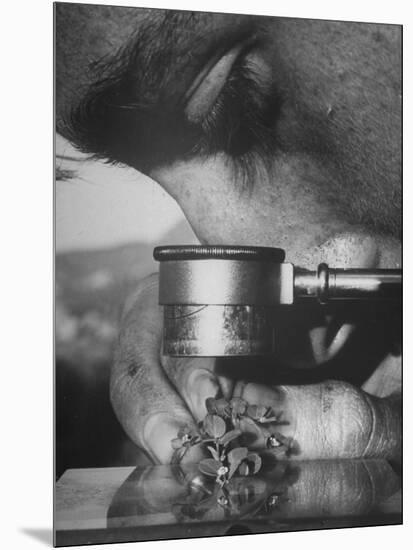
[214,438,221,459]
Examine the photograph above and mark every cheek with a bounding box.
[151,156,329,259]
[152,158,267,244]
[151,156,314,244]
[151,155,400,270]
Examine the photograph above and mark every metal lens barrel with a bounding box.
[154,246,289,356]
[162,304,274,356]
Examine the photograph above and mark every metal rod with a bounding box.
[294,263,402,304]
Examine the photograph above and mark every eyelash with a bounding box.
[190,50,283,163]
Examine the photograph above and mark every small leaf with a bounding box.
[238,416,263,446]
[247,404,258,418]
[214,398,231,417]
[248,404,271,422]
[198,458,222,477]
[228,460,240,480]
[246,452,262,474]
[205,397,217,415]
[239,416,259,432]
[226,447,247,479]
[219,429,241,447]
[228,447,248,464]
[207,445,220,461]
[203,414,226,438]
[256,405,268,418]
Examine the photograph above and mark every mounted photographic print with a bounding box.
[54,1,402,546]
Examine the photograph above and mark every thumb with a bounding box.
[234,380,400,460]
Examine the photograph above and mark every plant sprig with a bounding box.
[171,396,293,486]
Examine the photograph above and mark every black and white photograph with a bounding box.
[53,1,402,546]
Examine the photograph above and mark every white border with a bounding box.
[1,0,410,549]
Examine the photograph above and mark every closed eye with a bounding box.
[187,43,284,180]
[184,40,254,124]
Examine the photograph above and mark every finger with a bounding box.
[110,274,205,464]
[263,459,400,519]
[234,379,398,459]
[161,355,221,422]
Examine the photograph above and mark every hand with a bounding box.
[110,274,401,464]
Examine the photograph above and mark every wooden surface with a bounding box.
[54,460,402,547]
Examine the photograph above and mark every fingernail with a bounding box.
[187,370,219,420]
[143,413,184,464]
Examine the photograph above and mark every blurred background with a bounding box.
[55,134,198,478]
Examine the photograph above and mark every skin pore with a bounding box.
[57,6,401,465]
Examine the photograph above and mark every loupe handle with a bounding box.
[294,264,402,304]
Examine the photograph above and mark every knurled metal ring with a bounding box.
[153,245,286,263]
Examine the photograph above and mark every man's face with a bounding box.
[57,6,401,372]
[148,16,401,265]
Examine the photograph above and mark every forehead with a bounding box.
[55,5,400,122]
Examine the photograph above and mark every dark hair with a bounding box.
[62,14,283,187]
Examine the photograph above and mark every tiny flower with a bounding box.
[265,432,293,456]
[171,425,199,450]
[178,425,196,440]
[216,465,230,486]
[217,466,228,477]
[266,434,281,448]
[217,495,229,507]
